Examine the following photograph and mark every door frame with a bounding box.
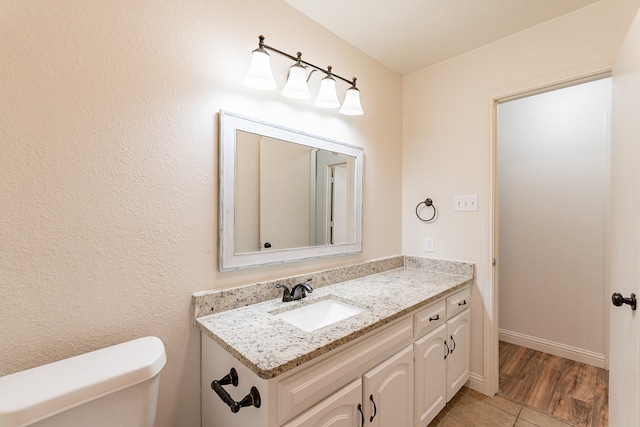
[484,60,614,396]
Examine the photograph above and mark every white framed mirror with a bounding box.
[219,110,364,271]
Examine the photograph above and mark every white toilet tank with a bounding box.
[0,336,166,427]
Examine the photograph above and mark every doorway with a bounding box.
[494,77,611,424]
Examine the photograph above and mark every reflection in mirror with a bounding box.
[235,132,355,252]
[219,111,363,271]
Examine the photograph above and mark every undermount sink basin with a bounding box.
[270,297,365,332]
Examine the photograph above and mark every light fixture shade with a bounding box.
[313,75,340,108]
[243,49,277,91]
[339,87,364,116]
[281,64,310,99]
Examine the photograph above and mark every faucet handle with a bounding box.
[276,284,292,302]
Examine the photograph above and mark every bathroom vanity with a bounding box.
[195,259,472,427]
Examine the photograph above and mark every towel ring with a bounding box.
[416,198,437,222]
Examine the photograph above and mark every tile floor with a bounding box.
[428,387,577,427]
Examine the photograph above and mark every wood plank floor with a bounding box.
[498,341,608,427]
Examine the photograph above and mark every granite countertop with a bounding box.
[197,266,472,379]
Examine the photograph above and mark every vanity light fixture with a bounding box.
[313,66,340,108]
[281,53,311,99]
[243,40,277,90]
[243,35,364,116]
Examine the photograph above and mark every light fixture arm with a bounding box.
[257,35,358,88]
[306,69,318,83]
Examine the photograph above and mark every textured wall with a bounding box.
[0,1,402,425]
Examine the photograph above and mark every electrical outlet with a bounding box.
[425,236,434,252]
[454,195,478,212]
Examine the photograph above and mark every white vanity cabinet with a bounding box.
[282,345,414,427]
[444,286,471,401]
[413,286,471,427]
[202,316,413,427]
[201,284,470,427]
[362,345,413,427]
[414,314,447,426]
[446,309,470,401]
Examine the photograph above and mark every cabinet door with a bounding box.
[281,379,363,427]
[414,324,447,427]
[363,345,413,427]
[446,309,470,402]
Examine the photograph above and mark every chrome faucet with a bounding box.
[276,279,313,302]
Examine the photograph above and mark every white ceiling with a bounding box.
[282,0,602,75]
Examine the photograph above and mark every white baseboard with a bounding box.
[499,329,605,369]
[467,372,486,395]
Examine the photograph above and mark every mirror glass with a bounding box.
[219,111,363,271]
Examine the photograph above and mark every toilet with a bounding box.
[0,336,166,427]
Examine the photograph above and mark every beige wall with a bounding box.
[0,1,402,425]
[403,0,639,389]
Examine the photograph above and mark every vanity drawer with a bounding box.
[414,300,446,338]
[446,286,470,319]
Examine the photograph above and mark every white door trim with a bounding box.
[484,60,614,396]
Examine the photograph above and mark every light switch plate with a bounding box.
[454,195,478,212]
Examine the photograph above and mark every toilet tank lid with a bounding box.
[0,336,166,427]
